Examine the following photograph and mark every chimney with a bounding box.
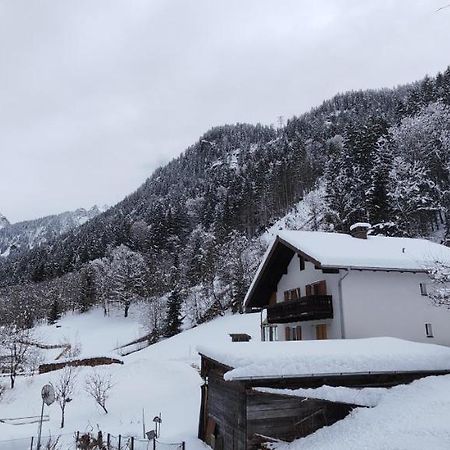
[229,333,252,342]
[349,222,371,239]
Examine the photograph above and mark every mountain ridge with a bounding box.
[0,205,108,258]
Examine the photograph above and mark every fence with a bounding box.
[76,432,185,450]
[0,432,185,450]
[0,433,73,450]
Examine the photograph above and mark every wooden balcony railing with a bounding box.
[267,295,333,324]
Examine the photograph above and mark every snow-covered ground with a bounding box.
[0,308,260,448]
[3,308,450,449]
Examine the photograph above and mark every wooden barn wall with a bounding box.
[206,366,248,450]
[246,390,354,449]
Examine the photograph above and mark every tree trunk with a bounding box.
[124,301,130,318]
[60,405,65,428]
[10,373,15,389]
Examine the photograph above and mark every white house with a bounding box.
[244,224,450,346]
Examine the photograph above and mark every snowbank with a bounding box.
[256,385,386,407]
[272,375,450,450]
[197,337,450,381]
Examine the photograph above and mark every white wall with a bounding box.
[341,270,450,346]
[271,254,450,346]
[275,255,344,340]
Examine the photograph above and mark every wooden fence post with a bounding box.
[30,436,34,450]
[76,431,80,442]
[181,441,185,450]
[118,434,121,450]
[130,436,134,450]
[107,433,110,449]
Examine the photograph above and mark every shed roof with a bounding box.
[197,337,450,381]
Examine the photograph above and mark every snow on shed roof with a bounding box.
[197,337,450,381]
[278,230,450,271]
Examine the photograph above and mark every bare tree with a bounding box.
[84,371,113,414]
[55,367,77,428]
[0,326,37,389]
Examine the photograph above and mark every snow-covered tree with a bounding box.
[108,245,147,317]
[427,261,450,308]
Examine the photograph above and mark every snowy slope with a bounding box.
[0,309,260,448]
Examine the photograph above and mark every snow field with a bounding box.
[0,308,260,449]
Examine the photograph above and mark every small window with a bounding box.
[425,323,433,338]
[420,283,428,296]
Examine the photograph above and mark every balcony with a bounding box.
[267,295,333,324]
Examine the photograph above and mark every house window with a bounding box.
[305,280,327,296]
[263,325,278,342]
[285,326,302,341]
[284,288,301,301]
[316,324,328,340]
[420,283,428,296]
[425,323,433,338]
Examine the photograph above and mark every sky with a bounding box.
[0,0,449,223]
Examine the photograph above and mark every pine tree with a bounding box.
[79,266,96,313]
[48,299,61,324]
[164,288,183,337]
[367,137,393,226]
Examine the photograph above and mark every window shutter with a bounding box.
[318,280,327,295]
[295,288,301,300]
[306,284,312,296]
[285,327,291,341]
[316,324,327,340]
[296,326,302,341]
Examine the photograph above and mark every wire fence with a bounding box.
[0,433,74,450]
[77,432,185,450]
[0,432,185,450]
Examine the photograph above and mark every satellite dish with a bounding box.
[41,384,55,406]
[146,430,156,440]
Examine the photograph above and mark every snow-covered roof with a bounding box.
[349,222,371,231]
[244,230,450,309]
[278,230,450,271]
[197,337,450,381]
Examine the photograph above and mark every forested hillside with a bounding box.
[0,205,107,258]
[1,67,449,336]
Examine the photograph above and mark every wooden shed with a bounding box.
[197,339,450,450]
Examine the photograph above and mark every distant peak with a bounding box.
[0,212,10,229]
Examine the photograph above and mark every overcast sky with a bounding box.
[0,0,449,223]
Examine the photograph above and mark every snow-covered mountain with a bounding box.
[0,212,9,230]
[0,205,108,258]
